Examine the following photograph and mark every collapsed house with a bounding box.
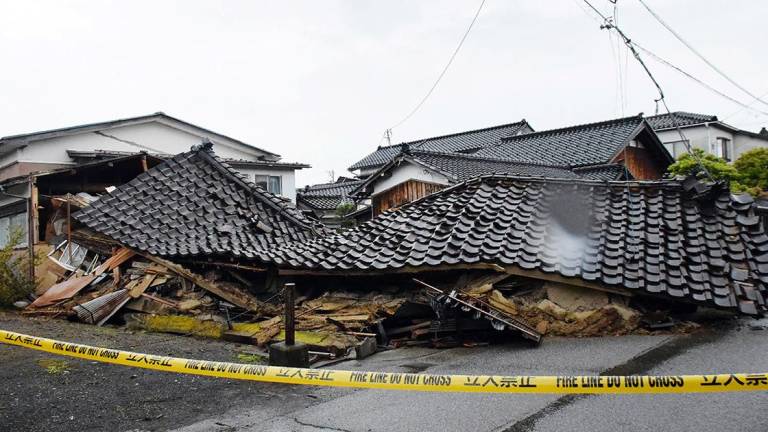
[22,143,768,361]
[262,175,768,331]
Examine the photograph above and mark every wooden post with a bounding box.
[27,178,36,282]
[66,194,72,263]
[284,282,296,346]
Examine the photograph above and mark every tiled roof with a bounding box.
[66,149,310,169]
[475,115,647,167]
[74,142,324,259]
[572,164,628,181]
[348,120,530,171]
[645,112,718,130]
[402,150,579,181]
[260,176,768,315]
[297,178,364,210]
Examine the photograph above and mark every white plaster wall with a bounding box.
[371,162,451,195]
[357,166,378,178]
[16,122,269,164]
[656,125,735,160]
[236,167,297,203]
[4,120,301,202]
[733,134,768,159]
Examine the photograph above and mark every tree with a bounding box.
[733,148,768,197]
[666,148,739,182]
[335,202,357,229]
[666,148,768,197]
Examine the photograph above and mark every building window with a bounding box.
[714,137,731,161]
[255,175,282,195]
[663,140,689,158]
[0,211,28,248]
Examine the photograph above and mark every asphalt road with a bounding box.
[1,312,765,432]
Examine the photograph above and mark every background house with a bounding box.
[348,120,533,178]
[0,112,308,202]
[646,111,768,162]
[296,177,364,228]
[354,115,673,216]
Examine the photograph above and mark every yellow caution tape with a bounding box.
[2,329,767,394]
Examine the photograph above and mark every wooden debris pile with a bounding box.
[24,244,269,329]
[22,244,412,362]
[424,273,701,339]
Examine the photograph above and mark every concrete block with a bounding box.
[269,341,310,367]
[354,337,377,359]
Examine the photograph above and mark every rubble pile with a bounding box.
[22,244,433,361]
[22,243,707,362]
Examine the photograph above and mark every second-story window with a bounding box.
[714,137,731,161]
[663,140,689,158]
[255,174,282,195]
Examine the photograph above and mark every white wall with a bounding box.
[17,121,268,164]
[4,119,301,202]
[733,134,768,159]
[236,167,297,203]
[656,124,768,161]
[371,161,451,196]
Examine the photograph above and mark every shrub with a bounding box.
[0,228,37,307]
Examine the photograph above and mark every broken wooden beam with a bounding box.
[134,250,274,315]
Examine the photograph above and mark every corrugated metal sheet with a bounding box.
[73,289,130,326]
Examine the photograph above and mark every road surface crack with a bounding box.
[500,325,733,432]
[293,417,353,432]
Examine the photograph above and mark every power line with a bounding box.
[723,88,768,121]
[633,43,768,118]
[581,0,713,181]
[387,0,487,135]
[637,0,768,109]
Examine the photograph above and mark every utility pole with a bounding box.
[384,129,392,146]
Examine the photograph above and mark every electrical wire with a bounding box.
[637,0,768,109]
[723,88,768,121]
[581,0,713,181]
[388,0,487,132]
[633,43,768,118]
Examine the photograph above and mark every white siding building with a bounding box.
[646,112,768,162]
[0,113,308,202]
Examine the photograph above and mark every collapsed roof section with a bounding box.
[262,175,768,315]
[74,142,324,260]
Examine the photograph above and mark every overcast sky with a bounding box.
[1,1,766,186]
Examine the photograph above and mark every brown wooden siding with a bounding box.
[372,180,446,216]
[613,147,666,180]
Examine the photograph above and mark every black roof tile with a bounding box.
[297,178,364,211]
[349,120,530,171]
[263,175,768,315]
[645,111,718,130]
[74,142,324,260]
[474,115,647,167]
